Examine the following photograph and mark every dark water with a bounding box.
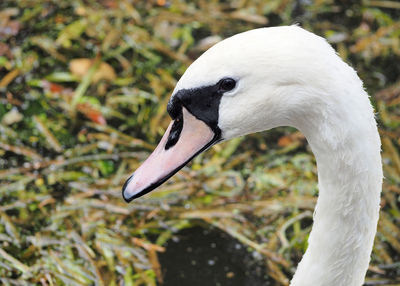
[159,226,274,286]
[159,226,400,285]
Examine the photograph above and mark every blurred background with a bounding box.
[0,0,399,285]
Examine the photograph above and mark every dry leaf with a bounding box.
[69,58,116,83]
[76,102,107,125]
[278,132,305,147]
[229,10,268,25]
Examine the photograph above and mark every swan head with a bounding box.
[122,26,344,202]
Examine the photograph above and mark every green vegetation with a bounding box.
[0,0,399,285]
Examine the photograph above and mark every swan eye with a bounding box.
[219,78,236,92]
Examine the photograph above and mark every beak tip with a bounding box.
[122,174,135,203]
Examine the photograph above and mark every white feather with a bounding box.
[173,26,382,286]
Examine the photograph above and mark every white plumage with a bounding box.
[123,26,383,286]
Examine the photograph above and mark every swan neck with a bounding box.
[290,97,382,286]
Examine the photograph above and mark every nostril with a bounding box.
[165,113,184,150]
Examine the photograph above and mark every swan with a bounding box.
[122,26,382,286]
